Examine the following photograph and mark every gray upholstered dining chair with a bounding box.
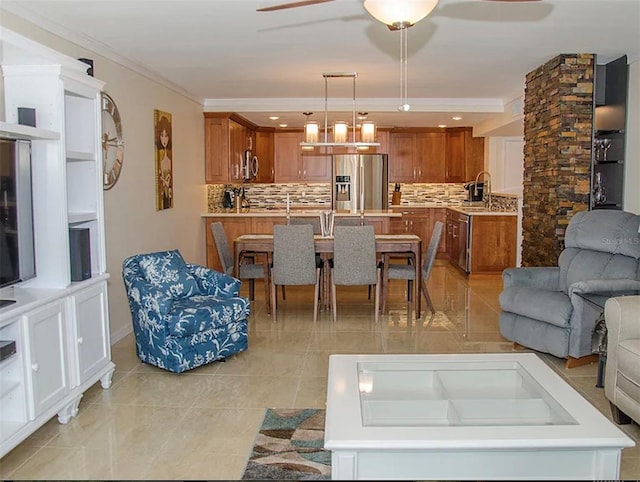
[210,221,270,313]
[381,221,443,315]
[271,224,321,322]
[331,225,380,322]
[288,215,322,234]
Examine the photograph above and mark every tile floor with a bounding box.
[1,261,639,479]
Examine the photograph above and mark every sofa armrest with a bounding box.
[187,263,242,297]
[502,267,560,290]
[605,295,640,342]
[569,278,640,298]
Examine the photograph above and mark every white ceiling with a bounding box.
[2,0,639,133]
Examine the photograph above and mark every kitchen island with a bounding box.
[202,205,517,276]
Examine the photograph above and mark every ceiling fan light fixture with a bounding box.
[363,0,440,28]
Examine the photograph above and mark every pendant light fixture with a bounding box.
[363,0,440,112]
[300,72,379,150]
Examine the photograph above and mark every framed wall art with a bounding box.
[154,109,173,210]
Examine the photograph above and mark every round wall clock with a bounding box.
[101,92,124,190]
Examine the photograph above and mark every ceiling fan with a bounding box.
[258,0,541,16]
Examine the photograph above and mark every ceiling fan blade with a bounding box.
[257,0,335,12]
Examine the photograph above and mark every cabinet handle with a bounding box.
[32,363,39,372]
[78,337,84,345]
[298,169,301,178]
[303,169,307,178]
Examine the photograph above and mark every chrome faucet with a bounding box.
[474,170,492,210]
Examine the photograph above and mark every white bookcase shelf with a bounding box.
[0,27,114,458]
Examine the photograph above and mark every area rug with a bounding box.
[242,408,331,480]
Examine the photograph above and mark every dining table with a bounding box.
[234,233,423,318]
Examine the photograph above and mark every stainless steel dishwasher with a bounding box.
[457,213,470,273]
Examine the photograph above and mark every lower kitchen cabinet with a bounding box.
[469,215,517,274]
[446,209,517,275]
[390,208,447,257]
[0,278,115,457]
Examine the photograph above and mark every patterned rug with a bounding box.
[242,408,331,480]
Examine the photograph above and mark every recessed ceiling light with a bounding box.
[279,123,288,128]
[438,124,447,128]
[269,116,279,120]
[452,116,462,121]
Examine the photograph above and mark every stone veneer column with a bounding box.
[522,54,594,266]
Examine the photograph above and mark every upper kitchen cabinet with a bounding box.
[445,127,485,183]
[203,112,256,183]
[389,130,446,182]
[274,131,331,182]
[417,132,446,182]
[254,129,275,183]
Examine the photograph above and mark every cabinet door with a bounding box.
[465,133,485,180]
[204,117,230,183]
[254,131,274,183]
[25,302,68,418]
[302,152,331,181]
[416,132,446,182]
[389,133,416,182]
[375,130,389,154]
[274,132,302,181]
[229,120,246,182]
[70,282,110,387]
[445,130,466,182]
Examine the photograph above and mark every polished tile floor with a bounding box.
[1,261,639,479]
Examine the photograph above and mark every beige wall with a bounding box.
[1,13,207,342]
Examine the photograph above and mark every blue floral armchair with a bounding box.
[123,249,250,373]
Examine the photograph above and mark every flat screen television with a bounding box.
[0,138,36,295]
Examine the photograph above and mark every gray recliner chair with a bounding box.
[499,210,640,367]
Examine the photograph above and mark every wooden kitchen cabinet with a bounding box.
[390,207,446,257]
[204,113,256,183]
[445,128,485,183]
[389,130,446,182]
[469,215,517,275]
[254,130,275,183]
[416,132,446,182]
[274,131,331,182]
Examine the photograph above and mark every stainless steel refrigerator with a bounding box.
[332,154,388,212]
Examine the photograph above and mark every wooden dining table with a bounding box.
[234,233,423,318]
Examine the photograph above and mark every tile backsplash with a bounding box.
[206,182,517,212]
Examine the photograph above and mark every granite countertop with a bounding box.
[204,202,518,217]
[202,209,402,218]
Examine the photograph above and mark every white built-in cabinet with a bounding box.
[0,28,115,458]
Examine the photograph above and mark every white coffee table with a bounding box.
[324,353,634,480]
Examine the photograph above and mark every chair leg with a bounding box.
[281,285,286,301]
[374,269,380,322]
[249,279,255,300]
[331,270,337,322]
[421,280,436,315]
[270,278,277,321]
[380,255,390,314]
[368,285,372,300]
[313,269,320,323]
[407,280,413,302]
[263,264,271,315]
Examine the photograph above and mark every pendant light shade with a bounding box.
[300,72,380,150]
[363,0,440,28]
[360,121,376,143]
[304,120,320,143]
[333,121,348,143]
